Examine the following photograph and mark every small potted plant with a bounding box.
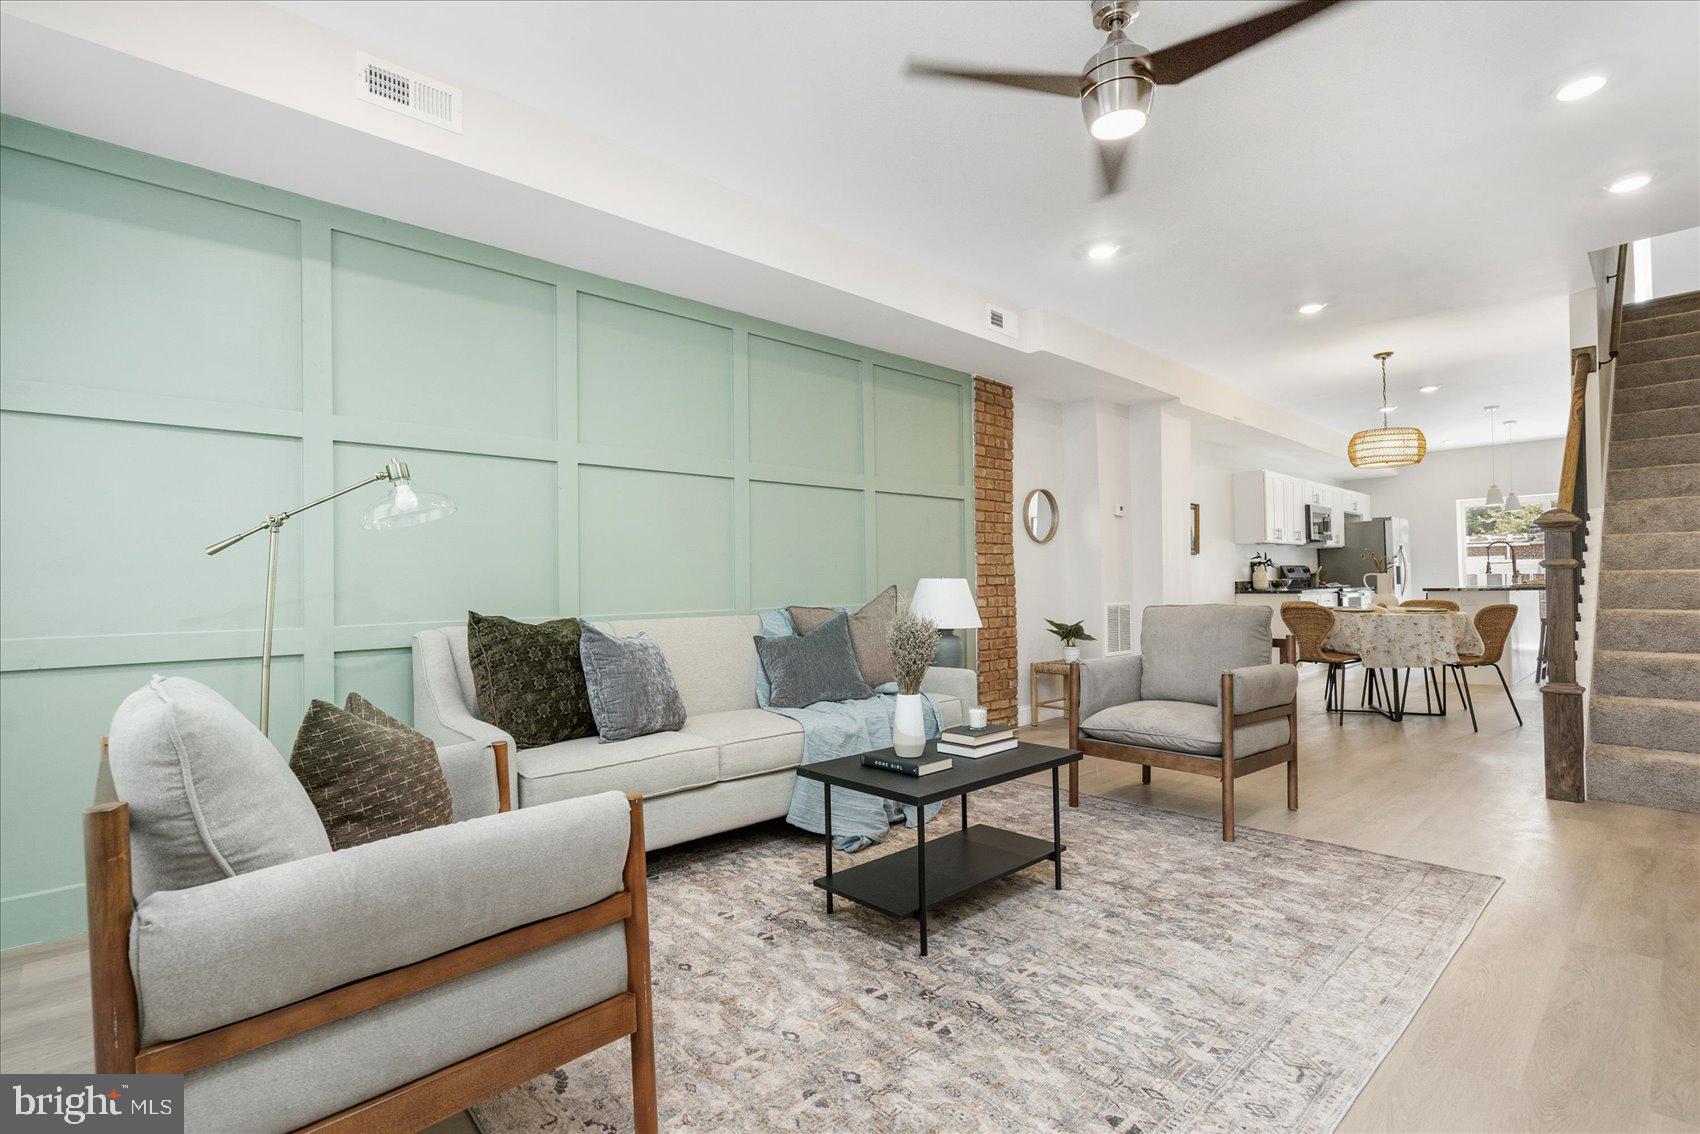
[1046,619,1095,664]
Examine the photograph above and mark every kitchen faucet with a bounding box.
[1484,539,1519,580]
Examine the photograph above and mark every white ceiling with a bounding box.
[263,1,1694,445]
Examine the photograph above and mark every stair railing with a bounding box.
[1537,243,1626,802]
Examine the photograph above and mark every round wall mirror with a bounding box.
[1022,488,1058,544]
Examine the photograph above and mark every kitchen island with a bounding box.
[1423,584,1543,686]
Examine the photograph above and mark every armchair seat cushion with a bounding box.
[1080,700,1290,758]
[515,731,717,808]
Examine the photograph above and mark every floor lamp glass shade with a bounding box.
[362,479,455,530]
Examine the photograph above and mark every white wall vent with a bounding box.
[355,53,462,132]
[1105,602,1133,654]
[986,304,1019,338]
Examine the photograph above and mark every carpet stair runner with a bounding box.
[1589,287,1700,812]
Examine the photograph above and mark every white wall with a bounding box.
[1648,226,1700,300]
[1341,438,1565,590]
[1013,392,1070,722]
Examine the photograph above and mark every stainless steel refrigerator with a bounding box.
[1318,517,1414,599]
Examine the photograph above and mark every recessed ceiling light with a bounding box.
[1555,75,1607,102]
[1378,404,1398,414]
[1297,302,1327,315]
[1608,173,1651,194]
[1419,384,1441,393]
[1085,241,1121,261]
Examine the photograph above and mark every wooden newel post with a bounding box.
[1536,508,1585,802]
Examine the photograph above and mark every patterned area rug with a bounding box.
[474,783,1498,1133]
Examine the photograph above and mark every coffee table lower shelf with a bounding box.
[812,823,1063,919]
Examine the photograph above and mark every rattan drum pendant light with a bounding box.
[1347,351,1427,469]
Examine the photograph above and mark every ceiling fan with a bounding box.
[907,0,1346,195]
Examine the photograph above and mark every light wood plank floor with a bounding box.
[3,669,1695,1133]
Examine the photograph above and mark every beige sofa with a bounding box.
[412,614,974,850]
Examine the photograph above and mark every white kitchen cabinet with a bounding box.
[1232,471,1307,546]
[1234,472,1370,547]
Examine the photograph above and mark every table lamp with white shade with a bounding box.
[909,577,982,668]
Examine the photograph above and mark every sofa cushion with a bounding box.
[594,615,763,716]
[515,731,719,807]
[108,676,331,901]
[466,612,595,748]
[753,613,874,709]
[683,710,804,780]
[579,623,687,742]
[789,585,899,687]
[1140,605,1274,706]
[289,695,454,851]
[1080,699,1290,758]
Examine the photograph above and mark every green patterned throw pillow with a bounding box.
[289,693,453,852]
[466,612,596,748]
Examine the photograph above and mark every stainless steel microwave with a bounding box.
[1305,504,1334,544]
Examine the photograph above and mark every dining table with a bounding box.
[1323,607,1483,721]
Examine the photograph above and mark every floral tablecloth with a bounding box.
[1323,609,1483,668]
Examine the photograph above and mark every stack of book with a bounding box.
[935,723,1017,758]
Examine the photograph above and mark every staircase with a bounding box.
[1587,287,1700,812]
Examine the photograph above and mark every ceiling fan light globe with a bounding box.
[1082,70,1153,141]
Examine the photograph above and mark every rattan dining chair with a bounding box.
[1281,601,1358,722]
[1400,598,1461,612]
[1444,603,1522,731]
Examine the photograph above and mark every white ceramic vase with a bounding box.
[1062,645,1081,663]
[1363,571,1394,601]
[892,693,926,758]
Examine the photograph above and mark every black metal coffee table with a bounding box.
[795,741,1083,956]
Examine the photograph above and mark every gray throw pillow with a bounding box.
[754,612,875,709]
[790,585,898,687]
[107,675,331,902]
[578,623,687,743]
[289,693,454,852]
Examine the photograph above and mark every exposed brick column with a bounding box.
[973,376,1017,724]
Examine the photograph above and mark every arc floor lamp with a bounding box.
[206,457,454,733]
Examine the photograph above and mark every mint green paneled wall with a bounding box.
[0,117,972,948]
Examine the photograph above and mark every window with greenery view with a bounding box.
[1456,495,1554,583]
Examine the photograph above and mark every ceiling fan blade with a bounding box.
[904,59,1080,97]
[1095,138,1134,197]
[1142,0,1347,86]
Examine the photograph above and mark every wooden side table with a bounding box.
[1030,660,1074,727]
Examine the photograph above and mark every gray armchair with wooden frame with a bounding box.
[86,675,658,1134]
[1065,605,1299,842]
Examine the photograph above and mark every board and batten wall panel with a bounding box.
[0,117,972,948]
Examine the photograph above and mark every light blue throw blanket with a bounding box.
[757,610,944,851]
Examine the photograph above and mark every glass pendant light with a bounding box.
[1348,351,1427,469]
[1483,405,1504,508]
[1503,419,1521,510]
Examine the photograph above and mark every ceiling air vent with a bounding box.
[355,53,462,132]
[1105,602,1133,654]
[986,304,1019,339]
